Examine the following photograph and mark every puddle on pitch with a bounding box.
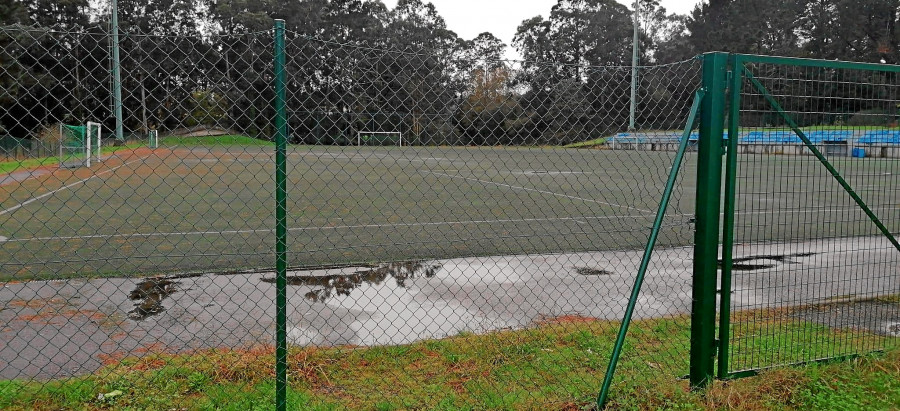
[269,261,510,346]
[574,266,613,276]
[719,252,817,271]
[128,277,180,320]
[262,261,442,303]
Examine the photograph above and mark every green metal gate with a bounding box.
[599,53,900,406]
[716,54,900,379]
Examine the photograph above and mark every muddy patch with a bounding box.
[720,252,817,271]
[262,261,442,303]
[128,277,180,320]
[573,266,613,276]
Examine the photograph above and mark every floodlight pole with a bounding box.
[628,0,640,131]
[110,0,124,141]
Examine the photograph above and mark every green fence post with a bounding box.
[691,52,728,390]
[273,19,288,411]
[596,89,705,409]
[717,54,742,379]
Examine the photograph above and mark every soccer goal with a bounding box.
[59,122,102,168]
[357,131,402,147]
[148,129,159,148]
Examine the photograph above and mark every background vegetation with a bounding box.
[1,0,899,146]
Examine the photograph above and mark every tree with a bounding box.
[0,0,28,25]
[457,34,519,145]
[207,0,274,34]
[800,0,900,63]
[23,0,89,29]
[681,0,806,56]
[637,0,690,63]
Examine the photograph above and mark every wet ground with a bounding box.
[0,235,896,380]
[0,169,51,187]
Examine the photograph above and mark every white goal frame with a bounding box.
[357,131,403,147]
[148,129,159,148]
[86,121,102,164]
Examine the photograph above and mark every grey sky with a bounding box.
[382,0,701,59]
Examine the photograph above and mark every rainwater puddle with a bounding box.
[271,261,503,346]
[263,261,442,303]
[128,277,179,320]
[720,252,817,271]
[574,266,613,276]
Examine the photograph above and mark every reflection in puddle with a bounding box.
[128,277,179,320]
[574,266,613,276]
[719,252,817,271]
[263,261,442,302]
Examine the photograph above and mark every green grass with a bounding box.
[0,135,270,175]
[159,134,274,147]
[0,143,143,174]
[2,311,897,410]
[564,136,610,148]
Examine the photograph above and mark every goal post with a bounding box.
[357,131,403,147]
[59,122,101,168]
[86,121,102,163]
[148,129,159,148]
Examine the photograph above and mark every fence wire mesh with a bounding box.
[1,23,704,408]
[725,58,900,375]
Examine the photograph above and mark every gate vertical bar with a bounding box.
[718,54,742,378]
[691,52,728,390]
[273,19,289,411]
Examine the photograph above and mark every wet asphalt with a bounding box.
[1,235,897,380]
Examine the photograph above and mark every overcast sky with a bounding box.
[382,0,701,59]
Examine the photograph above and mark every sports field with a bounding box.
[0,138,897,280]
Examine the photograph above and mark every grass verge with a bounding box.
[1,135,269,174]
[0,143,144,174]
[159,135,273,147]
[1,309,897,410]
[564,137,610,148]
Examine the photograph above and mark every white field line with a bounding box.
[2,215,658,243]
[0,156,151,217]
[2,205,893,243]
[424,171,655,214]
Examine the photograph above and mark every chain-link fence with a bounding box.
[3,22,897,409]
[0,22,702,408]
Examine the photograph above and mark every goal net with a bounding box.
[358,131,402,146]
[59,122,101,168]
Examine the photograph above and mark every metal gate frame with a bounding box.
[693,52,900,384]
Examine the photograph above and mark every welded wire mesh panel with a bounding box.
[0,26,278,409]
[726,59,900,375]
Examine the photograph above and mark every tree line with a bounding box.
[1,0,898,145]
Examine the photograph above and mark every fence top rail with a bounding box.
[724,52,900,73]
